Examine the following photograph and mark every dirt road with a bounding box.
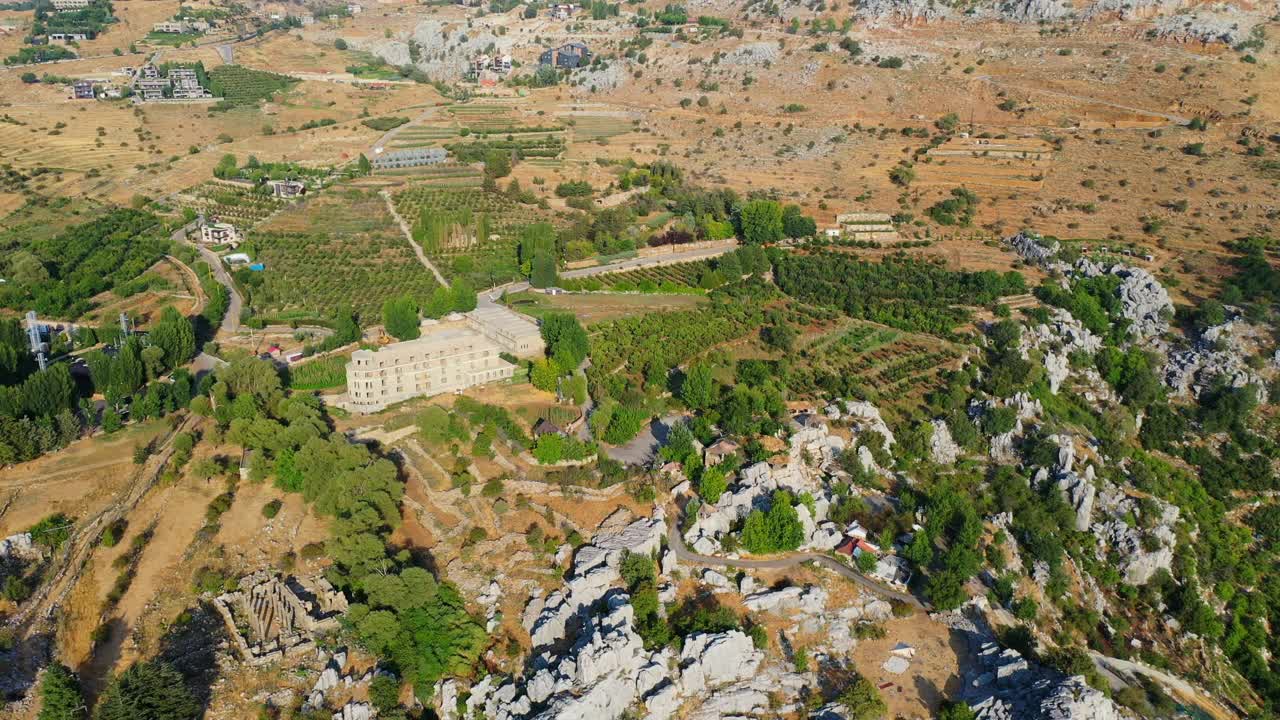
[381,189,450,287]
[665,514,926,609]
[14,415,196,633]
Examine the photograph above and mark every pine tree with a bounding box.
[37,662,85,720]
[95,662,198,720]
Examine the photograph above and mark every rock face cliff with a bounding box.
[937,599,1126,720]
[852,0,1268,40]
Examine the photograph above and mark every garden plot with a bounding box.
[244,189,440,324]
[378,163,483,186]
[447,104,518,132]
[388,127,459,149]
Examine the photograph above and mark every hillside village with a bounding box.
[0,0,1279,718]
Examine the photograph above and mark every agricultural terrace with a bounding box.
[238,188,440,324]
[0,207,168,319]
[387,126,458,151]
[565,114,635,142]
[378,163,483,187]
[559,259,714,293]
[206,65,300,108]
[174,183,290,229]
[792,320,964,402]
[392,186,557,288]
[585,281,774,400]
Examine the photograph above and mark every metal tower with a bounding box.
[25,311,46,371]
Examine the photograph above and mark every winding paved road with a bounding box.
[171,219,242,333]
[664,514,927,609]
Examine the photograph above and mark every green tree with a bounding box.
[485,149,512,179]
[37,662,85,720]
[737,200,784,244]
[530,358,561,392]
[147,307,196,369]
[679,363,717,410]
[781,204,816,238]
[530,253,558,289]
[541,313,589,370]
[95,662,199,720]
[938,701,976,720]
[698,464,728,503]
[381,295,420,341]
[357,153,371,175]
[839,675,887,720]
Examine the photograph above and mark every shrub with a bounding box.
[261,499,283,519]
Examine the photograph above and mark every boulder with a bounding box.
[701,569,733,590]
[679,631,764,694]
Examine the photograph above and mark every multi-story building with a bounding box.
[50,0,90,11]
[199,222,241,246]
[344,308,544,413]
[169,68,211,99]
[371,147,448,171]
[539,42,590,69]
[72,80,94,99]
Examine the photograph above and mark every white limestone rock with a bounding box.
[701,569,733,590]
[679,631,764,694]
[1044,351,1070,394]
[929,419,962,464]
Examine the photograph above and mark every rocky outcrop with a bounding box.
[525,513,664,650]
[1043,352,1070,395]
[1150,7,1263,44]
[929,419,962,464]
[1091,487,1178,586]
[1024,308,1103,357]
[1054,466,1096,533]
[1007,231,1059,265]
[855,0,952,23]
[1113,266,1173,339]
[840,400,896,447]
[742,585,828,615]
[1163,320,1266,401]
[939,599,1125,720]
[679,630,764,694]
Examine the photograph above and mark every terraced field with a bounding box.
[388,126,459,149]
[0,121,154,175]
[447,103,518,132]
[391,186,558,287]
[174,183,290,228]
[561,259,713,292]
[379,163,483,186]
[801,321,963,398]
[568,115,634,140]
[243,189,440,323]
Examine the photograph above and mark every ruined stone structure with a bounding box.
[213,571,348,665]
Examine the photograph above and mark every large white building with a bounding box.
[344,307,544,413]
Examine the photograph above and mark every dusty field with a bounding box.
[0,420,169,534]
